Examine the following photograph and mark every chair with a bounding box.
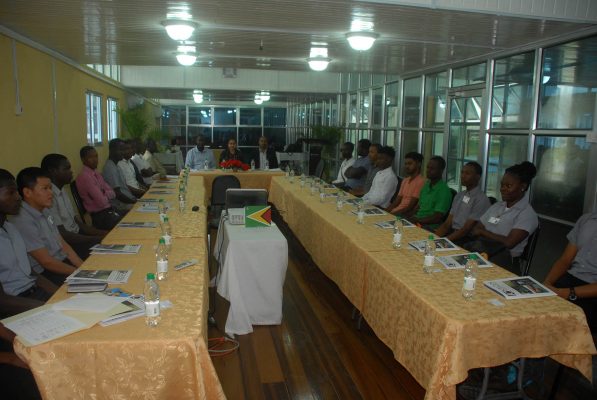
[390,177,403,204]
[488,196,497,205]
[208,175,241,230]
[515,224,541,276]
[314,158,325,179]
[69,182,86,220]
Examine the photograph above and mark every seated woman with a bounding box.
[462,161,538,271]
[219,138,244,163]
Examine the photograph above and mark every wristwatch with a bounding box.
[568,287,577,301]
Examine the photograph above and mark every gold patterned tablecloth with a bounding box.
[269,176,596,400]
[191,169,284,204]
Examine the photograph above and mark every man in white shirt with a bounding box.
[362,146,398,209]
[117,141,147,197]
[332,142,356,187]
[185,135,216,170]
[130,139,156,185]
[41,154,106,259]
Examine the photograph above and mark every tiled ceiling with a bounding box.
[1,0,596,101]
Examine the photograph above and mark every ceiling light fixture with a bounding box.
[307,46,331,71]
[260,90,270,102]
[345,31,379,51]
[193,89,204,103]
[254,94,264,105]
[176,52,197,66]
[162,20,198,41]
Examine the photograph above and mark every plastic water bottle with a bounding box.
[158,199,167,223]
[336,194,343,211]
[250,159,255,170]
[357,202,365,224]
[289,168,295,183]
[423,234,436,273]
[156,237,169,280]
[285,165,290,178]
[264,159,269,170]
[203,159,209,170]
[319,185,326,202]
[144,273,160,327]
[392,219,404,249]
[462,255,479,300]
[310,180,317,196]
[161,217,172,250]
[178,193,186,213]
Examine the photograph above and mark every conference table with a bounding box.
[14,176,226,400]
[189,169,284,203]
[269,176,596,400]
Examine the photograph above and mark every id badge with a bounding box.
[462,195,470,204]
[488,216,500,225]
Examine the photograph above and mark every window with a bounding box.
[239,108,262,125]
[399,130,419,176]
[384,82,399,127]
[402,78,422,128]
[348,93,358,126]
[538,36,597,129]
[359,91,370,125]
[423,72,448,128]
[86,92,102,144]
[492,52,535,129]
[452,63,486,87]
[106,98,119,140]
[371,87,383,126]
[213,127,237,148]
[486,134,529,198]
[189,107,211,125]
[214,108,236,125]
[238,127,262,146]
[264,108,286,126]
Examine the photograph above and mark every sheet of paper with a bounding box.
[4,309,87,346]
[52,293,128,313]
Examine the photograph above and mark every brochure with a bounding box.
[118,221,158,228]
[344,198,362,206]
[350,207,387,216]
[435,252,492,269]
[374,218,416,229]
[89,244,141,255]
[99,299,173,327]
[66,282,108,293]
[148,190,173,195]
[409,237,458,252]
[483,276,556,300]
[66,269,133,284]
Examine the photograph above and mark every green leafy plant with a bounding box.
[311,126,344,180]
[117,105,148,139]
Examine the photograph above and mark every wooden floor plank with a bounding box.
[253,326,285,383]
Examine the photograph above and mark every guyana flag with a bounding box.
[245,206,272,227]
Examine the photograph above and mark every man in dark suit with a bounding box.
[252,136,278,169]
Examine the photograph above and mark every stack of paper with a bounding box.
[409,238,458,252]
[66,269,133,284]
[350,207,387,216]
[118,221,158,228]
[90,244,141,255]
[374,219,416,229]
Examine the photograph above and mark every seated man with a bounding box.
[118,140,147,197]
[76,146,124,230]
[387,152,425,215]
[406,156,452,230]
[11,167,81,286]
[252,136,278,169]
[41,154,106,259]
[350,143,381,196]
[103,139,138,204]
[343,139,371,191]
[362,146,398,208]
[435,161,490,244]
[185,135,216,170]
[0,169,54,318]
[544,212,597,333]
[332,142,355,187]
[143,139,167,179]
[130,139,156,185]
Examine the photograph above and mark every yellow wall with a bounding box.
[0,33,127,176]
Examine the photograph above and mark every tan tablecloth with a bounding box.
[269,176,596,400]
[191,169,284,204]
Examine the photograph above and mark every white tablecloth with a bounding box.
[214,221,288,336]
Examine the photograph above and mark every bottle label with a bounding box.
[159,213,167,223]
[393,233,402,243]
[145,302,160,317]
[157,260,168,273]
[424,255,435,267]
[163,235,172,246]
[463,276,476,290]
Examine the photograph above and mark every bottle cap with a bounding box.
[159,237,165,244]
[159,199,164,202]
[428,234,434,240]
[164,216,169,222]
[147,272,155,280]
[469,254,478,260]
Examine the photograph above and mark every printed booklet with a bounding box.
[408,237,458,252]
[435,252,492,269]
[483,276,556,299]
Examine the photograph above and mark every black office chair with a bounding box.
[314,159,325,179]
[208,175,241,230]
[515,224,541,276]
[488,196,497,205]
[390,177,403,204]
[69,182,86,220]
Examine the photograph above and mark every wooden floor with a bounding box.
[208,215,596,400]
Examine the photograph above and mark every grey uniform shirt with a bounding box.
[49,184,79,233]
[345,156,371,190]
[0,221,36,295]
[479,193,538,257]
[103,159,135,201]
[567,212,597,283]
[450,185,491,230]
[10,202,67,274]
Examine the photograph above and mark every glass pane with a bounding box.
[312,102,322,126]
[371,129,381,144]
[263,127,286,150]
[384,130,396,147]
[188,107,211,125]
[400,130,419,176]
[402,77,422,127]
[93,95,102,143]
[330,100,338,126]
[372,74,385,86]
[360,73,371,88]
[212,127,236,148]
[385,82,399,127]
[239,108,261,125]
[86,94,92,144]
[213,108,236,125]
[238,127,263,146]
[162,106,186,126]
[360,91,370,125]
[532,136,589,222]
[341,73,349,92]
[423,72,448,128]
[187,126,211,145]
[349,93,358,126]
[339,94,347,127]
[423,132,444,168]
[538,36,597,129]
[371,87,383,126]
[486,135,529,199]
[447,96,482,189]
[349,73,359,91]
[452,62,486,87]
[492,52,535,129]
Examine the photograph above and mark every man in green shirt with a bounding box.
[406,156,453,229]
